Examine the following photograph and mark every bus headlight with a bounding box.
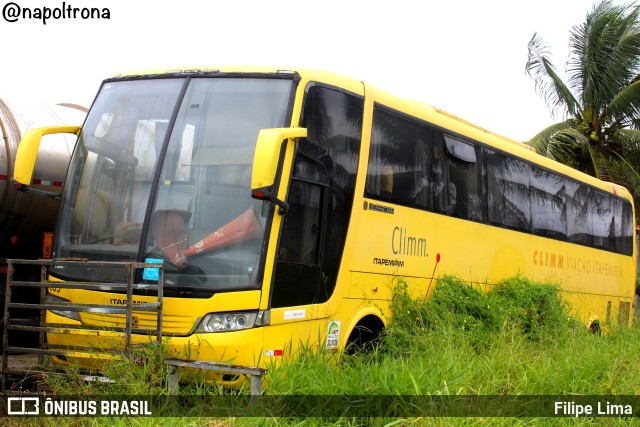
[196,311,258,332]
[45,293,81,322]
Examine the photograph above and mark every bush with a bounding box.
[490,276,573,340]
[427,275,502,333]
[384,275,576,353]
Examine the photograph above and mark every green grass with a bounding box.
[5,276,640,426]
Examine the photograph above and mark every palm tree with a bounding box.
[525,0,640,216]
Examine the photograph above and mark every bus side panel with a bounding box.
[347,200,635,327]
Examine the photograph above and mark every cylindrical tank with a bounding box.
[0,95,86,261]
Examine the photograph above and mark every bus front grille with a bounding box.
[80,312,195,335]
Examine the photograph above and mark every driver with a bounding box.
[150,209,192,269]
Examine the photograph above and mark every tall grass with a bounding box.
[265,276,640,425]
[7,276,640,426]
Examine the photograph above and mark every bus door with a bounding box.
[263,84,364,357]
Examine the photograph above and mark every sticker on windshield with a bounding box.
[143,258,163,281]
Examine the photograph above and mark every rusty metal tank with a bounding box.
[0,95,86,262]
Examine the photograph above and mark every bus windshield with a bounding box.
[52,75,294,293]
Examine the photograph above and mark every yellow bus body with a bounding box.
[42,67,635,385]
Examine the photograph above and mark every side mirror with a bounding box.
[13,125,81,195]
[251,127,307,213]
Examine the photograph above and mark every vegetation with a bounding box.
[4,276,640,426]
[525,0,640,217]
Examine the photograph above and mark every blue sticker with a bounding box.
[143,258,164,281]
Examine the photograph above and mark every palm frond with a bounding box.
[601,132,640,201]
[612,127,640,155]
[527,122,588,166]
[613,126,640,141]
[525,120,574,149]
[569,1,640,115]
[603,79,640,129]
[548,128,590,165]
[586,144,616,182]
[609,154,640,189]
[525,33,581,119]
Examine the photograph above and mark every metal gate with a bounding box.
[1,259,164,393]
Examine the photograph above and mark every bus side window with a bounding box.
[365,107,431,209]
[444,134,482,222]
[269,152,326,308]
[431,132,456,215]
[365,112,395,200]
[272,85,364,308]
[565,182,592,246]
[486,150,531,231]
[413,137,432,210]
[278,156,324,264]
[592,190,613,250]
[530,168,567,239]
[619,200,634,255]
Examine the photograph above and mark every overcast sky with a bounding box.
[0,0,619,141]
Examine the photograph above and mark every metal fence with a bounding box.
[1,259,164,393]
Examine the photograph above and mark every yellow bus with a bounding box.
[14,67,636,383]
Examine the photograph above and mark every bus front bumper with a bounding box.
[45,311,267,388]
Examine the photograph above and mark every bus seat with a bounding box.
[73,188,111,241]
[114,221,143,245]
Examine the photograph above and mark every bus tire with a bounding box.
[344,315,384,355]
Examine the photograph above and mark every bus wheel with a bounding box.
[344,315,384,355]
